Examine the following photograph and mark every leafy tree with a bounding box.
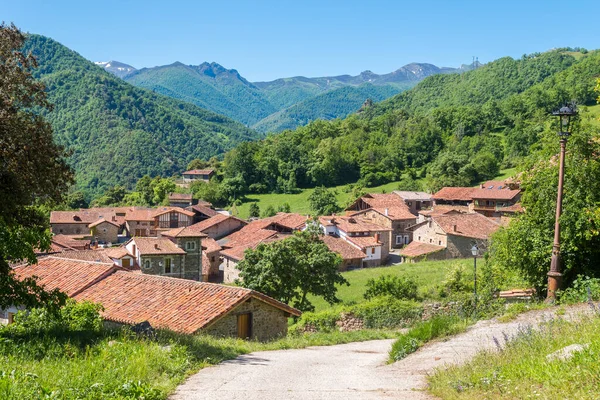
[135,175,154,205]
[236,230,348,311]
[65,191,88,209]
[308,186,341,216]
[490,120,600,291]
[91,185,126,207]
[277,203,291,213]
[248,203,260,218]
[0,24,72,311]
[151,178,176,205]
[262,205,277,218]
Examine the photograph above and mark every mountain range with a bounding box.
[24,35,260,198]
[97,59,475,132]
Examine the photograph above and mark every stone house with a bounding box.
[50,210,118,236]
[401,212,500,262]
[88,218,120,244]
[168,193,194,208]
[188,214,247,240]
[159,226,206,281]
[182,169,215,183]
[350,207,417,249]
[320,235,366,271]
[470,181,521,218]
[125,237,193,280]
[432,187,478,207]
[319,215,391,267]
[124,209,155,237]
[201,237,222,282]
[392,191,433,213]
[124,207,194,237]
[7,257,300,340]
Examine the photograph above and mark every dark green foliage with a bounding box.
[261,205,277,218]
[0,24,72,311]
[308,186,341,216]
[490,116,600,291]
[364,275,419,301]
[248,203,260,218]
[277,203,291,213]
[558,275,600,304]
[236,230,347,311]
[21,34,259,198]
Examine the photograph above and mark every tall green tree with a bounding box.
[0,24,72,310]
[236,230,347,311]
[308,186,341,216]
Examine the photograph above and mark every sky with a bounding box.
[2,0,599,82]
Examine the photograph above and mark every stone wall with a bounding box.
[339,258,363,271]
[175,237,202,280]
[335,312,364,331]
[140,254,191,279]
[203,219,246,240]
[91,221,119,244]
[412,220,447,248]
[203,298,290,341]
[51,223,89,235]
[446,235,488,259]
[125,220,152,237]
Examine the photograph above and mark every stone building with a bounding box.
[320,235,366,271]
[188,214,247,240]
[350,207,417,249]
[125,237,193,280]
[401,212,500,262]
[159,226,206,281]
[88,218,120,244]
[392,191,433,214]
[7,257,300,340]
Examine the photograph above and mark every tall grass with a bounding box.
[429,311,600,399]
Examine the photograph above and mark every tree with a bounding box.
[65,191,88,209]
[248,203,260,218]
[308,186,341,216]
[236,230,348,311]
[277,203,291,213]
[0,24,72,310]
[151,178,176,205]
[490,120,600,291]
[262,205,277,218]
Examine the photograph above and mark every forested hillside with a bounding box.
[23,35,259,198]
[209,50,599,199]
[122,62,454,132]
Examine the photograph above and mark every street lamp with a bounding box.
[547,103,578,301]
[471,244,478,305]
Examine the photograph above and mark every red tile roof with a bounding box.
[432,187,478,202]
[182,169,214,175]
[433,213,500,240]
[152,207,195,218]
[88,218,120,228]
[51,249,115,263]
[50,211,115,225]
[202,237,222,253]
[131,237,187,255]
[352,206,416,221]
[470,187,521,201]
[319,216,392,233]
[105,247,131,259]
[418,205,470,217]
[168,193,193,201]
[187,214,244,233]
[497,203,524,213]
[74,272,300,334]
[124,208,155,221]
[220,231,287,261]
[51,234,91,250]
[161,226,208,238]
[321,235,366,260]
[400,241,445,258]
[14,257,116,296]
[345,235,381,250]
[392,191,432,201]
[187,204,218,217]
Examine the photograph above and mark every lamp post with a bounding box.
[547,103,578,301]
[471,244,478,305]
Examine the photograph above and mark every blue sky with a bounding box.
[3,0,599,81]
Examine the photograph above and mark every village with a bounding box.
[1,173,523,340]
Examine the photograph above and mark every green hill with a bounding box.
[218,50,600,196]
[23,35,260,197]
[252,83,409,133]
[125,62,276,126]
[120,62,456,133]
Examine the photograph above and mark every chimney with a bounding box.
[385,208,389,216]
[480,184,485,189]
[452,224,457,232]
[375,233,381,242]
[154,243,159,250]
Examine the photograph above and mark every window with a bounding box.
[165,258,172,274]
[144,260,151,269]
[211,256,215,262]
[418,236,421,241]
[404,236,409,245]
[59,229,63,233]
[438,240,442,245]
[408,202,412,206]
[371,248,375,254]
[429,238,433,243]
[396,235,403,245]
[185,241,196,251]
[102,228,107,233]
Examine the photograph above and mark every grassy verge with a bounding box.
[389,315,473,363]
[0,326,398,399]
[428,312,600,399]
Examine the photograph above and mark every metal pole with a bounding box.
[547,138,567,300]
[474,255,477,306]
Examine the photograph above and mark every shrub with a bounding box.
[440,264,473,296]
[353,297,422,328]
[558,275,600,304]
[364,275,419,300]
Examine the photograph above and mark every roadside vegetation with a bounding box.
[428,310,600,399]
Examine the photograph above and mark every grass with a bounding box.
[307,258,473,312]
[234,169,517,219]
[428,310,600,399]
[583,103,600,128]
[389,315,473,362]
[0,326,399,399]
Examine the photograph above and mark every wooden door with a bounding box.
[122,258,131,269]
[237,313,252,339]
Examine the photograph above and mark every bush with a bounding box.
[364,275,419,300]
[558,275,600,304]
[440,264,473,296]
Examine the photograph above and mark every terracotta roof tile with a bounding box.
[497,203,524,213]
[152,207,195,218]
[51,234,91,250]
[74,272,300,334]
[52,249,115,263]
[131,237,186,255]
[432,187,478,202]
[50,211,115,225]
[105,247,131,259]
[187,214,244,233]
[470,187,521,201]
[161,226,208,238]
[202,237,222,253]
[221,231,287,261]
[392,191,432,201]
[419,205,470,217]
[345,235,381,250]
[88,218,120,228]
[318,215,392,233]
[433,213,500,240]
[124,208,155,221]
[321,235,366,260]
[187,204,218,217]
[400,241,445,258]
[14,257,116,296]
[352,206,416,221]
[168,193,193,201]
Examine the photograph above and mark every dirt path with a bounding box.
[171,305,590,400]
